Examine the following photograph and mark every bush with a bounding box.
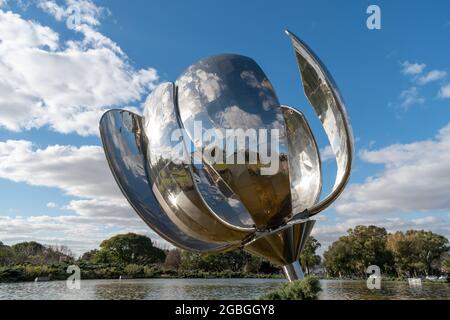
[260,277,321,300]
[143,266,161,278]
[124,264,143,277]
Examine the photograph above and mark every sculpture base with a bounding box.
[282,261,304,282]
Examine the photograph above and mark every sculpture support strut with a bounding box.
[282,261,304,282]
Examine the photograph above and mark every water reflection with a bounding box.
[0,279,448,300]
[319,280,450,300]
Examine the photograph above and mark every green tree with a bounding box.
[179,249,278,274]
[300,237,321,275]
[180,250,249,272]
[323,238,354,277]
[323,226,393,277]
[387,230,448,277]
[442,258,450,274]
[10,242,73,265]
[96,233,166,264]
[79,249,100,262]
[0,242,13,266]
[11,242,47,264]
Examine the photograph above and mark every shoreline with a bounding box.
[2,276,448,285]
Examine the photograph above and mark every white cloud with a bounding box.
[335,122,450,216]
[320,146,334,162]
[0,139,168,254]
[0,140,121,200]
[0,2,166,254]
[439,83,450,98]
[0,139,146,226]
[46,202,58,208]
[401,61,426,76]
[0,214,155,255]
[37,0,106,27]
[399,86,425,109]
[66,198,134,218]
[215,105,265,130]
[418,70,447,85]
[0,4,158,136]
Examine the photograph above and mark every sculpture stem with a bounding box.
[282,261,304,282]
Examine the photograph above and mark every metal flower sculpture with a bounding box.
[99,30,353,281]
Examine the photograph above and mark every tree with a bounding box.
[180,250,249,272]
[10,241,73,265]
[323,226,393,277]
[96,233,166,264]
[347,226,393,276]
[387,230,449,277]
[442,258,450,274]
[11,241,46,264]
[178,249,277,274]
[79,249,100,262]
[323,238,354,277]
[300,237,321,275]
[0,242,13,266]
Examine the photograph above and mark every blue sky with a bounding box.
[0,0,449,255]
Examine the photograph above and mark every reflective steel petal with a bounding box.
[190,152,256,230]
[99,109,231,252]
[176,54,292,229]
[244,219,316,266]
[99,30,354,282]
[282,106,322,214]
[286,30,354,216]
[143,83,252,243]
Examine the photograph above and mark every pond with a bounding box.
[0,279,448,300]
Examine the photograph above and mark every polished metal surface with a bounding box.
[100,30,354,282]
[99,109,232,252]
[285,30,353,217]
[282,106,322,214]
[176,55,292,230]
[282,261,305,282]
[142,82,251,244]
[244,219,316,266]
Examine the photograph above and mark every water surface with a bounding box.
[0,279,448,300]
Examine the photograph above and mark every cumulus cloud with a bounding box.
[37,0,105,27]
[46,202,58,208]
[398,86,425,109]
[0,1,167,253]
[399,61,447,104]
[401,61,426,76]
[0,140,121,200]
[0,139,168,254]
[0,2,158,136]
[0,214,155,254]
[320,146,335,162]
[216,105,265,130]
[0,139,147,225]
[418,70,447,85]
[335,122,450,216]
[439,83,450,98]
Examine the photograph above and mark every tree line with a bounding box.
[1,226,449,283]
[323,226,449,278]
